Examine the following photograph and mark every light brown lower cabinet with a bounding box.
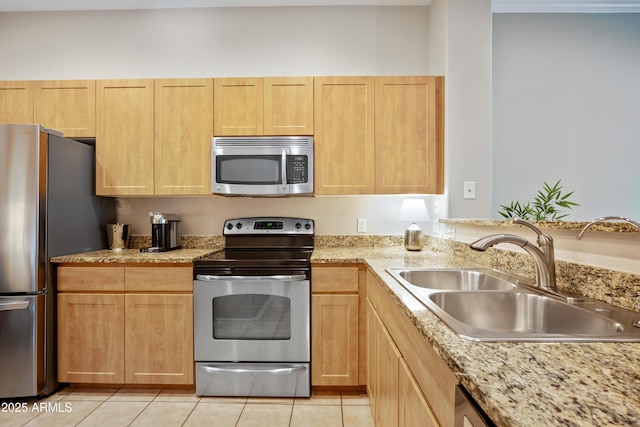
[57,265,194,386]
[367,298,400,427]
[124,294,193,384]
[311,264,366,386]
[58,293,125,384]
[399,358,439,427]
[366,270,457,427]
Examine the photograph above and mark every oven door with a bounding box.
[194,274,310,362]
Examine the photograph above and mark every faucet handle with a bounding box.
[512,217,554,249]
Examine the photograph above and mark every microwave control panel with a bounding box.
[287,155,308,184]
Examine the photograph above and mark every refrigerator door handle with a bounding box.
[0,300,30,311]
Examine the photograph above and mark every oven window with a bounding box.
[212,294,291,340]
[216,155,281,185]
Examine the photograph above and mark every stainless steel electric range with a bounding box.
[193,217,314,397]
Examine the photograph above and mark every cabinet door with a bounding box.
[34,80,96,137]
[214,78,263,136]
[312,294,359,386]
[314,77,375,194]
[155,79,213,195]
[374,76,444,194]
[367,298,400,427]
[124,294,194,385]
[96,79,154,196]
[0,80,34,124]
[399,358,439,427]
[264,77,313,135]
[58,293,125,383]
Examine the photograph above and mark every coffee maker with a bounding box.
[140,212,182,252]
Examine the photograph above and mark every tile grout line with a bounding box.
[70,387,120,427]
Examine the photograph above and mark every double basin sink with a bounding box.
[387,267,640,342]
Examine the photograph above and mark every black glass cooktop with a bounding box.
[197,249,312,263]
[193,249,312,275]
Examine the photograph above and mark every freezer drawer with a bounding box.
[0,295,44,398]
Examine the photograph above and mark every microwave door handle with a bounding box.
[281,149,288,191]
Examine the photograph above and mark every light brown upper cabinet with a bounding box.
[264,77,313,135]
[314,77,375,195]
[374,76,444,194]
[214,77,313,136]
[0,81,34,124]
[34,80,96,137]
[154,79,213,195]
[96,79,155,196]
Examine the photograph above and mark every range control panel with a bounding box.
[223,217,314,235]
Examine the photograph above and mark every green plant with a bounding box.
[498,180,579,221]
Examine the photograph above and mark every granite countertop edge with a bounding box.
[51,248,221,264]
[441,218,640,233]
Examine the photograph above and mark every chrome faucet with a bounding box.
[470,218,556,290]
[577,216,640,240]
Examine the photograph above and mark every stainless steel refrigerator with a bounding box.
[0,124,115,398]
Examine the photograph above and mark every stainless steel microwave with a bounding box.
[212,136,313,196]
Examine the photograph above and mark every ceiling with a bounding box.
[0,0,639,12]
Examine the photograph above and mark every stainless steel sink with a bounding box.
[388,268,517,292]
[386,267,640,342]
[429,291,626,341]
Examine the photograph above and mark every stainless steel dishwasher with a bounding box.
[455,386,494,427]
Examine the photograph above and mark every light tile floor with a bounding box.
[0,388,374,427]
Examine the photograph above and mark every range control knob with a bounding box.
[295,222,302,229]
[226,223,234,230]
[305,222,311,230]
[236,222,242,229]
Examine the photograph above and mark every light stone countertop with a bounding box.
[51,238,640,426]
[440,218,640,233]
[313,244,640,427]
[51,248,218,264]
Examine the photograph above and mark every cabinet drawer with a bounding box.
[58,266,124,292]
[312,266,359,293]
[125,266,193,292]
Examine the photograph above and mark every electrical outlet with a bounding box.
[464,181,476,199]
[357,218,367,233]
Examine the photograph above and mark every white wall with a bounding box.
[436,0,493,219]
[0,6,454,235]
[492,13,640,221]
[0,6,429,79]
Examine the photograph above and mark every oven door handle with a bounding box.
[201,365,307,375]
[195,274,307,282]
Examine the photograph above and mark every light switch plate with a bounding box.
[357,218,367,233]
